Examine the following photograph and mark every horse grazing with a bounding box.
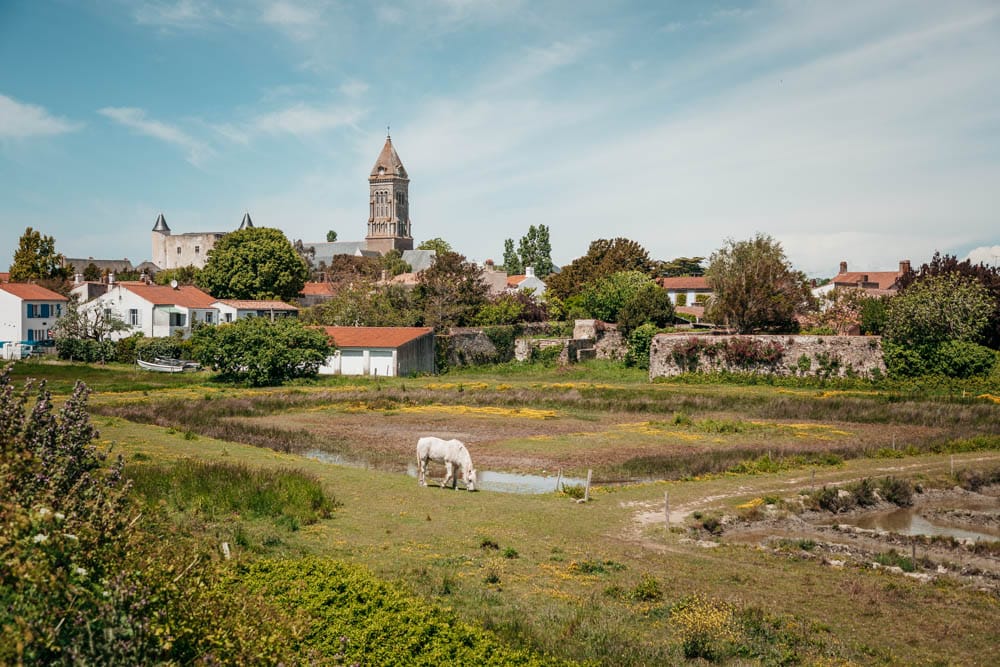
[416,436,478,491]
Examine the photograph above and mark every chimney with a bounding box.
[108,272,116,285]
[526,266,535,278]
[73,273,83,286]
[899,259,911,274]
[485,259,494,272]
[839,261,847,274]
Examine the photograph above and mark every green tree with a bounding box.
[154,265,201,286]
[579,270,657,324]
[380,249,411,277]
[417,237,453,254]
[197,227,309,301]
[705,234,813,333]
[502,238,522,275]
[191,317,332,386]
[656,256,705,277]
[82,262,102,282]
[10,227,68,282]
[503,225,554,277]
[546,238,653,301]
[617,281,676,335]
[416,251,487,330]
[326,230,338,242]
[303,280,421,327]
[885,273,992,348]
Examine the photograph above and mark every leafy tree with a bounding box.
[897,251,1000,349]
[503,239,521,275]
[10,227,68,282]
[303,280,421,327]
[83,262,102,282]
[546,238,654,301]
[379,249,411,278]
[859,295,889,335]
[657,256,705,277]
[154,265,201,286]
[579,271,657,324]
[503,225,553,276]
[885,273,991,348]
[705,234,813,333]
[326,230,338,242]
[416,251,487,330]
[191,317,332,386]
[52,296,129,343]
[197,227,309,301]
[624,322,661,369]
[617,282,676,335]
[473,291,548,326]
[292,239,317,277]
[812,287,868,335]
[417,237,453,254]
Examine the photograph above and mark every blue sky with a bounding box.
[1,0,998,276]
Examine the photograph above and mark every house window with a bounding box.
[225,313,233,323]
[169,312,187,327]
[26,304,35,318]
[40,304,50,318]
[177,247,182,254]
[204,311,213,324]
[56,304,62,316]
[195,245,200,254]
[129,309,140,326]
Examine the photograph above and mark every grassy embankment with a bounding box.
[12,357,1000,664]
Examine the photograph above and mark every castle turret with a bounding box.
[151,213,170,268]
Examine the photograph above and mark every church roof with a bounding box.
[369,135,407,179]
[239,212,254,230]
[152,213,170,232]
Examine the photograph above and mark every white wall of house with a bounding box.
[319,347,398,376]
[666,289,712,305]
[0,290,66,342]
[213,303,294,323]
[88,287,217,340]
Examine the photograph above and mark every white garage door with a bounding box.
[370,350,394,377]
[340,349,365,375]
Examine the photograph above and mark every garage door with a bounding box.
[370,350,394,377]
[340,349,365,375]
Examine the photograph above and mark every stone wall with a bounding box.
[649,334,885,379]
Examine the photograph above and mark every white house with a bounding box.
[0,283,68,343]
[212,299,299,323]
[87,282,218,339]
[318,326,435,377]
[657,276,713,307]
[506,266,547,295]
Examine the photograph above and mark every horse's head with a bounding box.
[465,468,478,492]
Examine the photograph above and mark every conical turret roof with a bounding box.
[152,213,170,232]
[369,135,407,179]
[239,212,254,230]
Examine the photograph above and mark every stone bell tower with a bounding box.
[365,133,413,254]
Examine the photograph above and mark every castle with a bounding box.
[150,134,415,270]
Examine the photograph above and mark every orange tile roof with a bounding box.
[0,283,68,301]
[320,326,433,348]
[216,299,298,311]
[0,272,9,283]
[658,276,710,290]
[831,271,901,290]
[506,275,526,287]
[120,284,217,308]
[301,282,335,296]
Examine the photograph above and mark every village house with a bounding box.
[0,283,68,344]
[317,326,435,377]
[212,299,298,323]
[86,282,218,339]
[812,260,911,299]
[507,266,547,295]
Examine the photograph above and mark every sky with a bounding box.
[1,0,998,277]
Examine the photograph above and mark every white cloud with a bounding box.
[98,107,214,166]
[0,94,80,139]
[966,246,1000,266]
[339,79,369,98]
[252,103,364,136]
[132,0,231,29]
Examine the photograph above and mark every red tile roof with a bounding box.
[216,299,298,311]
[0,283,68,301]
[320,326,433,348]
[0,272,9,283]
[658,276,710,290]
[831,271,901,290]
[301,282,335,296]
[506,275,527,287]
[120,284,217,308]
[676,305,706,317]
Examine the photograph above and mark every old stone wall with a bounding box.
[649,334,885,379]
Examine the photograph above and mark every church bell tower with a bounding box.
[365,133,413,254]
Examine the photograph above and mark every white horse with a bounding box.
[416,436,478,491]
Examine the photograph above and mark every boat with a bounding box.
[137,358,186,373]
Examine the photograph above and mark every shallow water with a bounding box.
[302,449,372,469]
[405,465,587,494]
[837,507,999,543]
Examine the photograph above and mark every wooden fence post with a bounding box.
[584,469,592,502]
[556,469,562,493]
[664,491,670,530]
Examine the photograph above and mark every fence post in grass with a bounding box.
[556,468,562,493]
[221,542,231,560]
[811,469,815,492]
[950,455,954,477]
[911,543,916,563]
[584,469,592,502]
[664,491,670,530]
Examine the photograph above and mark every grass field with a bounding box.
[11,358,1000,664]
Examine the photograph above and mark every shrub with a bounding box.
[874,549,916,572]
[810,486,855,513]
[847,478,878,507]
[629,575,662,602]
[671,594,737,661]
[932,340,997,378]
[624,322,660,369]
[574,560,626,575]
[114,332,144,364]
[878,476,914,507]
